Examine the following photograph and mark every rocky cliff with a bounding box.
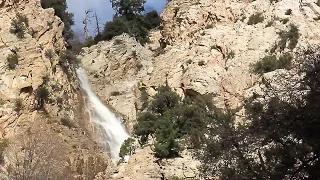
[0,0,110,179]
[79,0,320,179]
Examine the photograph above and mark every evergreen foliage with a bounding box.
[133,86,211,158]
[119,137,136,159]
[96,10,160,45]
[110,0,146,19]
[7,53,19,70]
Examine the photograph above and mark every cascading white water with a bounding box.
[76,68,129,159]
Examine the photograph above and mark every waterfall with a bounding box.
[76,68,129,159]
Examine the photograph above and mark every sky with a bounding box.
[66,0,167,36]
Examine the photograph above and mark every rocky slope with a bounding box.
[79,0,320,179]
[0,0,110,179]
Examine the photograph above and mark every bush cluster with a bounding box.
[247,13,264,25]
[7,53,19,70]
[10,14,29,39]
[119,137,135,160]
[93,10,160,45]
[253,52,292,74]
[278,24,300,50]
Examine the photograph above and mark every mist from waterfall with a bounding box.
[76,68,129,159]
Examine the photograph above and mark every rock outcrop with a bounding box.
[0,0,110,178]
[79,0,320,179]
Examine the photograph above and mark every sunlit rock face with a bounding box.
[79,0,320,179]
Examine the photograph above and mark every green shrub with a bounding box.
[278,52,292,68]
[227,50,235,59]
[7,53,19,70]
[45,49,55,60]
[280,18,289,24]
[119,137,135,159]
[36,86,49,101]
[265,21,274,27]
[10,14,28,39]
[60,118,75,129]
[0,138,9,164]
[285,9,292,15]
[35,86,49,109]
[14,98,24,113]
[270,0,280,3]
[247,13,264,25]
[276,24,300,51]
[110,91,121,96]
[253,53,292,74]
[198,61,205,66]
[0,98,5,106]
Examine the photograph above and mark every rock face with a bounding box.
[79,0,320,179]
[0,0,110,179]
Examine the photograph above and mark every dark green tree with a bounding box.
[134,86,211,158]
[110,0,146,19]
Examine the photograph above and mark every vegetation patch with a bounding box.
[133,86,211,158]
[0,98,5,106]
[14,98,24,113]
[280,18,289,24]
[0,138,9,164]
[60,118,75,129]
[253,52,292,74]
[247,13,264,25]
[7,53,19,70]
[45,49,55,60]
[119,137,135,160]
[285,9,292,15]
[265,20,274,27]
[10,14,29,39]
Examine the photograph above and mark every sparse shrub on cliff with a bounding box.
[60,118,75,129]
[14,98,24,113]
[253,53,292,74]
[110,91,121,96]
[279,24,300,50]
[45,49,55,60]
[285,9,292,15]
[270,0,280,3]
[265,20,274,27]
[0,98,5,106]
[227,50,235,59]
[247,13,264,25]
[119,137,135,160]
[7,53,19,70]
[0,138,9,164]
[280,18,289,24]
[35,86,49,109]
[10,14,28,39]
[198,60,205,66]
